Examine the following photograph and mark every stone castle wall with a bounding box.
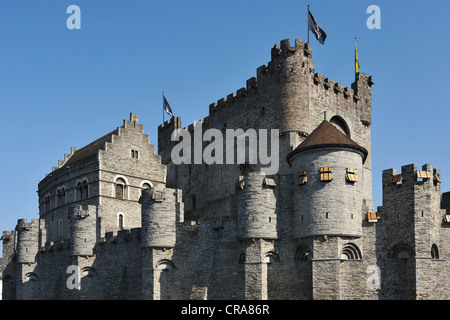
[1,39,449,300]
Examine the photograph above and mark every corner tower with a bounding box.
[287,119,368,300]
[380,163,447,299]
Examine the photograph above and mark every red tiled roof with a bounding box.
[286,120,368,164]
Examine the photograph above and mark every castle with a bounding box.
[2,38,450,300]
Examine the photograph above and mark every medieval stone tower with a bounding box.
[1,38,449,300]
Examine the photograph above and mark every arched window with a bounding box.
[56,189,61,206]
[58,219,63,239]
[295,246,312,261]
[330,116,351,137]
[115,178,126,199]
[118,214,124,230]
[238,252,246,264]
[390,244,413,259]
[82,180,88,199]
[44,194,50,212]
[141,182,152,196]
[76,182,82,200]
[25,272,38,281]
[340,243,362,260]
[61,187,66,205]
[156,259,175,270]
[264,251,280,264]
[57,187,66,206]
[431,244,439,259]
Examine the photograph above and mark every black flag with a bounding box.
[308,9,327,44]
[163,95,174,118]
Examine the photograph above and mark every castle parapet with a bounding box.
[15,219,40,264]
[383,163,441,188]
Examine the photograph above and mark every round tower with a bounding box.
[69,205,97,256]
[272,39,313,136]
[237,171,278,240]
[140,188,176,248]
[16,219,40,264]
[287,120,368,239]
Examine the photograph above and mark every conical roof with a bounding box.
[286,120,368,164]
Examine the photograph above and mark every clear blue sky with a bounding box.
[1,0,449,244]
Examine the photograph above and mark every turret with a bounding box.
[69,205,97,256]
[271,39,313,136]
[237,171,278,240]
[351,72,374,126]
[15,219,40,264]
[287,120,368,239]
[140,187,183,248]
[380,163,445,299]
[382,163,443,258]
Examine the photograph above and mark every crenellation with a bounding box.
[334,82,344,93]
[313,72,324,84]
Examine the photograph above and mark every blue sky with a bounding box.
[1,0,449,243]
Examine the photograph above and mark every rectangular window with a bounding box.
[131,150,139,159]
[115,185,124,199]
[346,168,358,183]
[320,167,332,182]
[296,171,307,186]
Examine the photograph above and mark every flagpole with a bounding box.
[354,37,356,75]
[162,91,165,123]
[307,5,310,45]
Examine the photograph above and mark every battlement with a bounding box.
[98,228,141,245]
[16,219,40,230]
[40,239,70,253]
[208,39,310,115]
[206,39,372,123]
[2,230,12,241]
[382,163,441,188]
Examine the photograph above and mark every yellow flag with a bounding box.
[355,39,360,74]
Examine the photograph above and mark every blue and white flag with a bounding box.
[308,9,327,44]
[163,95,174,118]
